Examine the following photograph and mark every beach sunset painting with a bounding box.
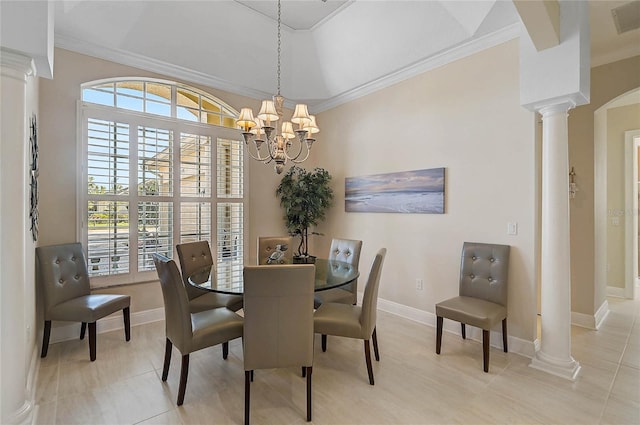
[345,168,445,213]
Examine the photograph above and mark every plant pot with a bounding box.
[293,255,316,264]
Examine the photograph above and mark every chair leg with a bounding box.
[372,327,380,361]
[41,320,51,358]
[502,318,508,352]
[461,323,466,339]
[436,316,443,354]
[177,354,190,406]
[222,341,229,359]
[306,366,312,422]
[162,338,172,381]
[88,322,97,361]
[80,322,87,340]
[364,339,374,385]
[482,329,490,373]
[321,334,327,352]
[244,370,251,425]
[123,307,131,341]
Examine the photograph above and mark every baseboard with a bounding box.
[6,346,38,425]
[359,293,536,359]
[607,286,626,298]
[570,300,610,330]
[49,307,165,344]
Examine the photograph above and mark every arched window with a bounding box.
[80,78,245,287]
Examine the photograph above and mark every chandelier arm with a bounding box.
[289,144,312,164]
[283,140,305,161]
[245,142,274,163]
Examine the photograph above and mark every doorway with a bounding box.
[625,131,640,299]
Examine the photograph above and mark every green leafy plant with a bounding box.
[275,166,334,258]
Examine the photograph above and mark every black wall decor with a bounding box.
[29,114,38,241]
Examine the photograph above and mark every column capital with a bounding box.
[537,100,576,117]
[0,48,34,81]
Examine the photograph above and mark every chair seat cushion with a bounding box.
[314,288,353,308]
[189,292,243,313]
[190,307,244,353]
[314,302,364,339]
[48,294,130,323]
[435,296,506,330]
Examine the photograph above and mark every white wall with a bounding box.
[313,40,538,343]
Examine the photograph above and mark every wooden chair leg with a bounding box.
[482,329,490,373]
[222,341,229,359]
[502,318,508,352]
[461,323,466,339]
[177,354,190,406]
[162,338,172,381]
[245,370,251,425]
[80,322,87,340]
[364,339,374,385]
[41,320,51,358]
[436,316,443,354]
[321,334,327,352]
[123,307,131,341]
[88,322,97,361]
[306,366,312,422]
[372,327,380,361]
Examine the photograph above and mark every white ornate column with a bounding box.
[529,101,581,381]
[0,49,34,425]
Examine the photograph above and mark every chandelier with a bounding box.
[236,0,319,174]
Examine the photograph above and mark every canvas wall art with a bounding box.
[345,168,445,213]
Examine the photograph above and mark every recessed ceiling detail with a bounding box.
[611,0,640,34]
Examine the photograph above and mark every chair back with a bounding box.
[153,254,193,351]
[36,243,91,317]
[359,248,387,337]
[243,264,315,370]
[459,242,510,306]
[257,236,293,265]
[176,240,214,300]
[329,238,362,266]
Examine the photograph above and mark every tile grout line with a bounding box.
[596,308,637,425]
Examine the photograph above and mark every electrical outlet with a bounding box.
[507,222,518,235]
[416,278,424,290]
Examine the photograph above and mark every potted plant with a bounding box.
[275,166,334,263]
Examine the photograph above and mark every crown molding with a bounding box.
[0,48,35,80]
[54,33,273,102]
[311,23,522,112]
[56,23,520,114]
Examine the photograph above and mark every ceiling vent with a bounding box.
[611,0,640,34]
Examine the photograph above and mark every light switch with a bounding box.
[507,222,518,235]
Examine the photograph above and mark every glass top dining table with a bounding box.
[188,258,359,295]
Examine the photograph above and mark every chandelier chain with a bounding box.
[277,0,281,96]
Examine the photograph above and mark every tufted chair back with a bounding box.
[328,238,362,266]
[153,254,193,353]
[176,240,215,300]
[257,236,293,265]
[37,242,91,318]
[459,242,510,307]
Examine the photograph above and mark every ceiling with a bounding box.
[53,1,640,112]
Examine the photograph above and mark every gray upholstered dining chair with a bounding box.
[243,264,315,424]
[435,242,510,373]
[36,242,131,362]
[314,248,387,385]
[152,254,243,406]
[176,240,243,312]
[314,238,362,308]
[257,236,293,265]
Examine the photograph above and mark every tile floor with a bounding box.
[34,297,639,424]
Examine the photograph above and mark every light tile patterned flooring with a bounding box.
[35,297,639,424]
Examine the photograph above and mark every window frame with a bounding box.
[77,78,247,288]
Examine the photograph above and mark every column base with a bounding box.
[529,350,581,381]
